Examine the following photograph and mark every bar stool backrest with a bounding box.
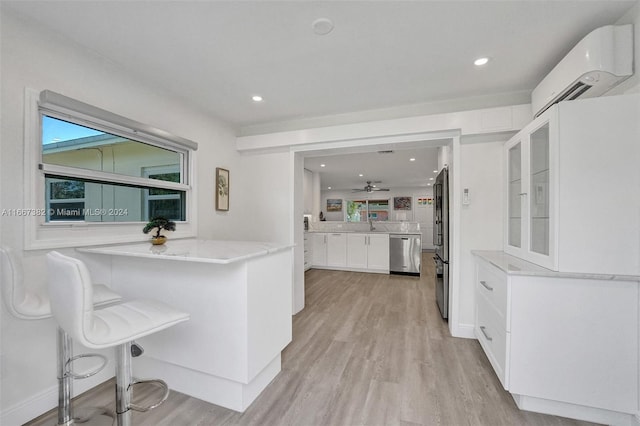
[1,246,51,320]
[46,251,95,347]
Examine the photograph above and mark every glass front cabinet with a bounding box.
[504,108,557,270]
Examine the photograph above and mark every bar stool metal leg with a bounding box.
[115,342,133,426]
[57,327,74,426]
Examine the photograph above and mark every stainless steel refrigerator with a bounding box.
[433,168,449,319]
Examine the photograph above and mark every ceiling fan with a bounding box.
[352,181,390,193]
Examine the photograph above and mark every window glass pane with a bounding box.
[368,199,389,221]
[45,176,185,222]
[346,200,366,222]
[50,180,85,199]
[42,115,182,182]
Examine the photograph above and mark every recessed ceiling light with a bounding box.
[427,183,432,186]
[429,177,434,181]
[320,164,326,167]
[474,57,489,66]
[409,158,416,162]
[312,18,334,36]
[359,173,363,177]
[252,95,263,102]
[433,170,438,173]
[328,186,332,189]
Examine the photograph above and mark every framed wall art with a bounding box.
[393,196,412,210]
[326,199,342,212]
[216,167,229,211]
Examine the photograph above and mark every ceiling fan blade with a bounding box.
[372,188,390,191]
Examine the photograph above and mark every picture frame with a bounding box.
[394,196,412,210]
[326,199,342,212]
[216,167,229,211]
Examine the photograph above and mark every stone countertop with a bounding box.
[472,250,640,282]
[306,230,422,235]
[77,238,294,264]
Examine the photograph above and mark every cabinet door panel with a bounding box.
[529,123,550,256]
[507,142,523,249]
[347,233,367,269]
[367,233,390,271]
[311,233,327,266]
[327,233,347,267]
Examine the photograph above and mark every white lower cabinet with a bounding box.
[346,233,390,272]
[326,233,347,267]
[303,233,312,271]
[311,232,389,273]
[474,253,639,425]
[311,233,327,266]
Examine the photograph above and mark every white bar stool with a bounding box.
[46,251,190,426]
[1,246,121,425]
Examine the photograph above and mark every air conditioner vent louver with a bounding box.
[377,150,394,154]
[559,81,593,102]
[531,24,632,118]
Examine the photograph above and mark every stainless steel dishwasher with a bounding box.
[389,234,421,276]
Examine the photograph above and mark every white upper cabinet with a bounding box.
[504,94,639,275]
[303,169,313,214]
[505,113,556,270]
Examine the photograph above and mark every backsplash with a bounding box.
[308,221,420,233]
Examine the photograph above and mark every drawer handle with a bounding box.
[480,280,494,291]
[480,326,493,342]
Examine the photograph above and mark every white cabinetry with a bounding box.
[474,253,638,424]
[326,233,347,267]
[303,169,313,214]
[303,233,312,271]
[347,233,390,272]
[505,94,640,275]
[311,233,327,267]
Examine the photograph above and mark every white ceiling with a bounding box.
[305,146,441,191]
[4,0,636,189]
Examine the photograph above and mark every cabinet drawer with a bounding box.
[476,292,508,388]
[477,261,508,320]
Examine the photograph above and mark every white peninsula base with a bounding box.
[79,239,293,412]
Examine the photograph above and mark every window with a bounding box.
[346,199,389,222]
[24,89,198,249]
[143,166,183,221]
[40,100,191,223]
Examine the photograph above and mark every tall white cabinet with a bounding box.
[504,94,640,275]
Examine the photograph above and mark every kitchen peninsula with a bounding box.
[77,239,294,412]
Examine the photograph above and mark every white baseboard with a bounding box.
[449,322,475,339]
[513,393,636,426]
[1,373,113,426]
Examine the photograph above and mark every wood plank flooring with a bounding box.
[26,253,596,426]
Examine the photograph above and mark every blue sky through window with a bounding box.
[42,115,104,145]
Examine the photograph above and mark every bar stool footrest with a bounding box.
[128,378,170,412]
[65,353,108,379]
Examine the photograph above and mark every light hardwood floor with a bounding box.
[27,253,596,426]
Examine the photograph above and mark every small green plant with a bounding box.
[143,217,176,239]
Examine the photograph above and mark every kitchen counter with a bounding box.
[307,230,421,235]
[77,238,293,412]
[472,250,640,282]
[78,238,293,264]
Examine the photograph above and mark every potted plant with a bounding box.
[143,217,176,245]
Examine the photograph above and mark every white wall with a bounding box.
[610,2,640,95]
[457,141,504,328]
[0,9,290,424]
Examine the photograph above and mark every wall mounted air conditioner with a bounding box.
[531,24,633,118]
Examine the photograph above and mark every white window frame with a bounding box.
[45,177,86,221]
[142,165,182,220]
[24,88,198,249]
